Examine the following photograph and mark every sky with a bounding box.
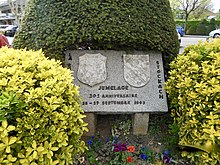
[0,0,220,13]
[212,0,220,13]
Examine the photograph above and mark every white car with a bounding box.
[209,29,220,38]
[177,30,181,44]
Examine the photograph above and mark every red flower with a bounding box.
[127,156,133,162]
[127,146,135,152]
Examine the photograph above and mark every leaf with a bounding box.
[7,125,15,132]
[51,147,59,151]
[9,137,17,145]
[32,140,37,149]
[18,153,25,158]
[2,137,9,144]
[2,120,8,129]
[52,160,59,165]
[7,154,17,162]
[19,159,29,164]
[32,150,38,159]
[26,147,33,156]
[6,145,11,153]
[0,143,6,150]
[37,146,44,152]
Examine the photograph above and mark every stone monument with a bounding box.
[65,50,168,135]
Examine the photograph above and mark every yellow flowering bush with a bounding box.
[165,39,220,164]
[0,47,88,164]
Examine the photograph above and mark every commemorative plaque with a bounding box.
[65,50,168,113]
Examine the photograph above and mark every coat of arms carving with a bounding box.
[123,54,150,87]
[77,53,107,86]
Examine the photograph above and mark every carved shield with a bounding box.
[77,53,107,86]
[123,54,150,87]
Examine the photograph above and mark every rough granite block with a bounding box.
[83,113,97,137]
[133,113,149,135]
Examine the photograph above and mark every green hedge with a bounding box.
[13,0,179,65]
[165,39,220,164]
[176,19,220,35]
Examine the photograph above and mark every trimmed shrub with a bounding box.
[207,19,217,34]
[186,25,197,35]
[165,39,220,164]
[176,20,220,35]
[13,0,179,66]
[0,47,88,164]
[206,25,216,34]
[195,19,208,35]
[196,23,207,35]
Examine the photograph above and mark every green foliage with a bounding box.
[186,25,197,35]
[196,22,207,35]
[176,19,220,35]
[207,19,217,34]
[165,39,220,164]
[167,121,179,148]
[111,118,131,138]
[0,92,26,122]
[0,47,88,164]
[13,0,179,65]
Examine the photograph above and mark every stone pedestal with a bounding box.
[133,113,149,135]
[83,113,97,137]
[65,50,167,136]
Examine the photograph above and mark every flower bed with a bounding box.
[73,114,185,165]
[79,135,177,165]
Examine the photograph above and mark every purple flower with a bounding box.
[163,154,172,164]
[121,143,127,151]
[113,144,121,152]
[140,153,148,160]
[91,136,95,139]
[113,143,127,152]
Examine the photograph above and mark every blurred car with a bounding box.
[4,25,18,37]
[176,26,184,37]
[0,25,10,33]
[209,29,220,38]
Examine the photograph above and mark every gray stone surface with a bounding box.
[78,53,107,87]
[133,113,149,135]
[83,113,97,136]
[65,50,168,113]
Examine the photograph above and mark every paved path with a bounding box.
[6,36,14,46]
[179,35,208,54]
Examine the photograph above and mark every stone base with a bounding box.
[133,113,149,135]
[83,113,149,137]
[83,113,97,137]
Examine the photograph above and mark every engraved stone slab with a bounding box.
[77,53,107,86]
[65,50,168,113]
[123,55,150,87]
